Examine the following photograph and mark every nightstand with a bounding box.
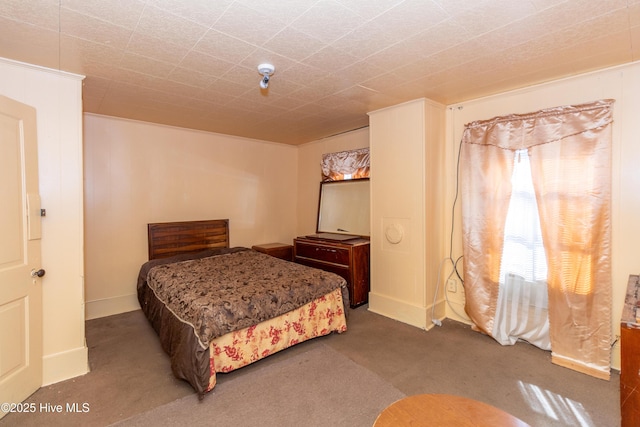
[251,243,293,261]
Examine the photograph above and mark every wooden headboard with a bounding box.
[147,219,230,260]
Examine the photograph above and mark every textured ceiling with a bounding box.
[1,0,638,145]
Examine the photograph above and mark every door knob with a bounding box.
[31,268,46,278]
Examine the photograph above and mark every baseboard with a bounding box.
[43,345,89,386]
[367,292,429,329]
[85,293,140,320]
[444,296,470,324]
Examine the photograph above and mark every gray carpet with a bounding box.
[112,342,405,427]
[1,307,620,427]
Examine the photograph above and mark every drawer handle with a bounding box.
[315,248,337,253]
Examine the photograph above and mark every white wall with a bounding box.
[443,60,640,370]
[84,118,369,321]
[0,58,87,385]
[83,114,299,319]
[368,99,445,329]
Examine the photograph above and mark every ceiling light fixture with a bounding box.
[258,63,275,89]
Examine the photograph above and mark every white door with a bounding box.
[0,95,42,419]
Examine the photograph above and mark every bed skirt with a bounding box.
[138,282,347,397]
[206,287,347,392]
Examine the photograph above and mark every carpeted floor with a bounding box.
[112,343,405,427]
[1,306,621,426]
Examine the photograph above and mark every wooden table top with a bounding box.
[373,394,530,427]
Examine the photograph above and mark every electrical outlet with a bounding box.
[447,278,457,293]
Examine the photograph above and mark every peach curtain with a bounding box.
[460,99,614,379]
[321,148,370,181]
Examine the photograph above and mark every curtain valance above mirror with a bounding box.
[321,147,370,182]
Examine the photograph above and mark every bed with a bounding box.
[136,219,349,397]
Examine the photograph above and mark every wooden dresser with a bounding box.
[293,236,370,308]
[621,274,640,427]
[621,324,640,426]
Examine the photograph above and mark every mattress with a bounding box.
[137,247,349,396]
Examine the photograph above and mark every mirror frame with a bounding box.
[316,178,370,237]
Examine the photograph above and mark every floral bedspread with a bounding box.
[206,287,347,392]
[146,248,348,348]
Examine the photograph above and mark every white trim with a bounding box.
[42,346,89,386]
[367,292,428,330]
[85,294,140,320]
[0,56,84,80]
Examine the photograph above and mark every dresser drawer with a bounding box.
[293,236,370,308]
[295,241,350,265]
[295,258,350,282]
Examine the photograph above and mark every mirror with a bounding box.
[317,178,370,237]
